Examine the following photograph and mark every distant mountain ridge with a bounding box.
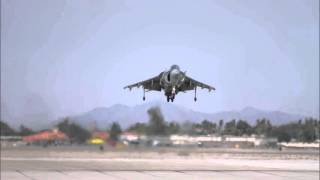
[2,101,308,130]
[71,101,306,129]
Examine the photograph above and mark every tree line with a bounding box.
[127,117,319,143]
[0,121,35,136]
[1,107,319,143]
[127,107,320,143]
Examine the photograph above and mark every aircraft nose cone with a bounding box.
[171,69,179,75]
[169,69,180,84]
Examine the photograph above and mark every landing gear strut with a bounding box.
[170,87,176,102]
[143,88,146,101]
[194,87,197,102]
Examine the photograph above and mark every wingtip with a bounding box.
[124,86,133,91]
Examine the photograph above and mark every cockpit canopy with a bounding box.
[170,64,180,70]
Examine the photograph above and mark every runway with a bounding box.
[1,147,319,179]
[3,170,319,180]
[2,158,319,180]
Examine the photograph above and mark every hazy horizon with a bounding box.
[1,0,319,125]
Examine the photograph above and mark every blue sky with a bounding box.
[1,0,319,122]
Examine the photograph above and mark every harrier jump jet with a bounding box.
[124,65,215,102]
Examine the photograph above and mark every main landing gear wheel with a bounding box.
[194,97,197,102]
[143,97,146,101]
[167,96,170,102]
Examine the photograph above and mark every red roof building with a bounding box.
[23,129,68,143]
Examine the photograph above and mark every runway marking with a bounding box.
[99,171,127,180]
[260,171,301,178]
[16,170,35,180]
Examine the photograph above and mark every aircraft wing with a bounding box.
[124,75,162,91]
[180,75,215,92]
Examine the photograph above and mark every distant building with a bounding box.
[0,136,22,141]
[148,136,172,147]
[0,136,23,148]
[23,129,68,145]
[120,132,140,145]
[253,137,277,147]
[224,135,277,148]
[170,135,222,146]
[121,132,139,141]
[88,131,109,145]
[92,131,109,140]
[120,132,174,147]
[279,142,320,150]
[169,135,277,148]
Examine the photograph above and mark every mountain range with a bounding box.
[70,101,306,130]
[1,101,309,130]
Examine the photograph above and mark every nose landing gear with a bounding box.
[194,87,197,102]
[167,95,175,102]
[166,87,176,102]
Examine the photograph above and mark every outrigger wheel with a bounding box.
[143,88,146,101]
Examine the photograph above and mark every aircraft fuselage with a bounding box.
[159,65,185,100]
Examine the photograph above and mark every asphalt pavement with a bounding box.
[1,146,319,180]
